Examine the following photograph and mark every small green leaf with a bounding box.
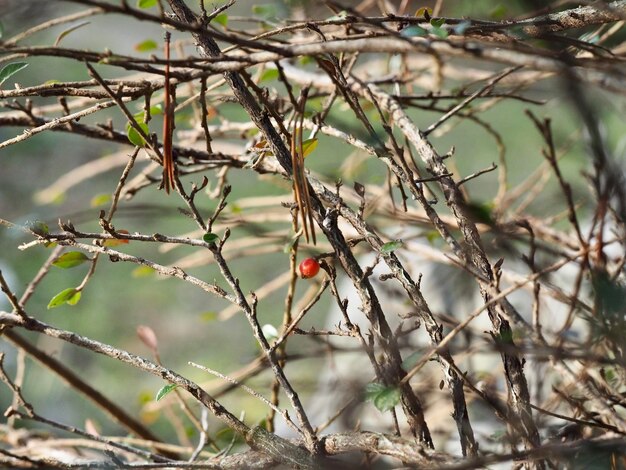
[149,105,163,116]
[252,4,277,19]
[131,266,155,278]
[259,68,279,82]
[401,351,421,370]
[54,21,90,46]
[51,192,66,205]
[133,104,163,123]
[200,311,217,322]
[283,235,299,253]
[301,138,318,158]
[156,383,178,401]
[0,21,4,39]
[466,201,494,225]
[430,18,445,28]
[0,62,29,87]
[90,193,111,207]
[67,290,82,306]
[425,230,438,244]
[364,382,386,401]
[126,121,149,147]
[53,251,90,269]
[28,220,49,236]
[212,13,228,27]
[203,233,219,244]
[137,390,152,405]
[373,386,401,412]
[47,287,80,309]
[400,26,428,38]
[381,240,403,253]
[137,0,157,8]
[431,26,448,39]
[489,5,507,20]
[44,79,61,85]
[415,7,433,18]
[134,39,158,52]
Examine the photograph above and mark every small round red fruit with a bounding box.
[299,257,320,279]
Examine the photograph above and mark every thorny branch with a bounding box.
[1,0,626,469]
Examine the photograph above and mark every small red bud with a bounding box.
[299,257,320,279]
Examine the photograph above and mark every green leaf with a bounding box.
[47,287,81,309]
[200,311,217,322]
[126,121,149,147]
[259,68,279,82]
[54,21,90,46]
[252,4,277,19]
[203,233,219,244]
[51,192,66,205]
[90,193,111,207]
[137,0,157,8]
[415,7,433,18]
[131,266,155,278]
[430,18,445,28]
[66,290,82,306]
[301,138,318,158]
[373,386,401,412]
[425,230,438,244]
[132,105,162,121]
[489,5,507,20]
[401,351,421,370]
[28,220,49,236]
[430,26,448,39]
[53,251,90,269]
[400,25,428,38]
[283,234,299,253]
[156,383,178,401]
[44,79,61,85]
[138,390,152,405]
[364,383,401,411]
[466,201,494,225]
[134,39,158,52]
[212,13,228,27]
[0,21,4,39]
[364,382,386,401]
[0,62,29,87]
[381,240,403,253]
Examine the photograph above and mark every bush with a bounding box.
[1,1,626,468]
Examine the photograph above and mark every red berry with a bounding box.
[299,258,320,279]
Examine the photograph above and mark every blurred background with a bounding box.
[1,0,625,455]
